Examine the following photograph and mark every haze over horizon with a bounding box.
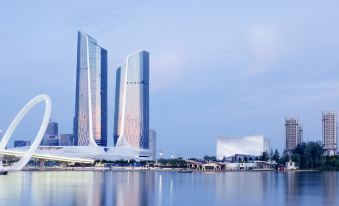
[1,1,339,157]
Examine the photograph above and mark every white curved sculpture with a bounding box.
[0,94,51,171]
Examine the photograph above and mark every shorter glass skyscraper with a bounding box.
[74,31,107,147]
[114,51,149,150]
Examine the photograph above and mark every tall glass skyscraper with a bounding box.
[114,51,149,149]
[74,31,107,146]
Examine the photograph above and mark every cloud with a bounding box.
[151,51,186,92]
[178,80,339,119]
[244,25,283,76]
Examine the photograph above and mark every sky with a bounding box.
[1,1,339,158]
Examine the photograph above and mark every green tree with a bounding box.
[279,150,290,165]
[292,141,324,169]
[291,154,301,166]
[260,152,269,161]
[269,149,274,160]
[272,149,280,163]
[203,155,217,161]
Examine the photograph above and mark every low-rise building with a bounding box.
[41,136,59,146]
[14,140,31,148]
[286,160,298,170]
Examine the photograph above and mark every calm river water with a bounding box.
[0,171,338,206]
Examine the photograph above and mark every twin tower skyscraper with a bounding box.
[73,31,149,150]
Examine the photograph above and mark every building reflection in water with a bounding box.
[284,172,302,205]
[157,173,162,205]
[2,171,339,205]
[215,172,265,204]
[322,172,338,206]
[0,172,30,205]
[112,171,155,206]
[31,171,106,206]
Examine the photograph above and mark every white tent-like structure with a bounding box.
[216,134,270,160]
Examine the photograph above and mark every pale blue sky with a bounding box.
[1,1,339,157]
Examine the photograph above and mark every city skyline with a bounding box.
[1,1,339,157]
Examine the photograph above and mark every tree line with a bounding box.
[269,141,339,170]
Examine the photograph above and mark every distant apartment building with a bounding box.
[14,140,31,148]
[285,117,303,152]
[322,112,338,155]
[59,134,74,146]
[149,129,156,160]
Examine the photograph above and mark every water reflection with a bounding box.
[284,172,302,205]
[322,172,338,206]
[112,171,155,206]
[0,171,339,206]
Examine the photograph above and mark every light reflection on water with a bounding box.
[0,171,338,206]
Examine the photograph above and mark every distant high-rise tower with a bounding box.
[285,117,303,151]
[73,31,107,146]
[113,51,149,149]
[149,129,156,160]
[45,120,58,137]
[41,120,59,146]
[322,111,338,155]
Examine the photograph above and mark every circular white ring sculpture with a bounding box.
[0,94,51,171]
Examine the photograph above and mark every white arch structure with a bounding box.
[0,94,51,171]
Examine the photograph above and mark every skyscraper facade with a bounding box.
[149,129,156,160]
[113,51,149,150]
[74,31,107,147]
[322,111,338,155]
[285,117,303,152]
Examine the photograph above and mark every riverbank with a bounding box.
[20,167,328,173]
